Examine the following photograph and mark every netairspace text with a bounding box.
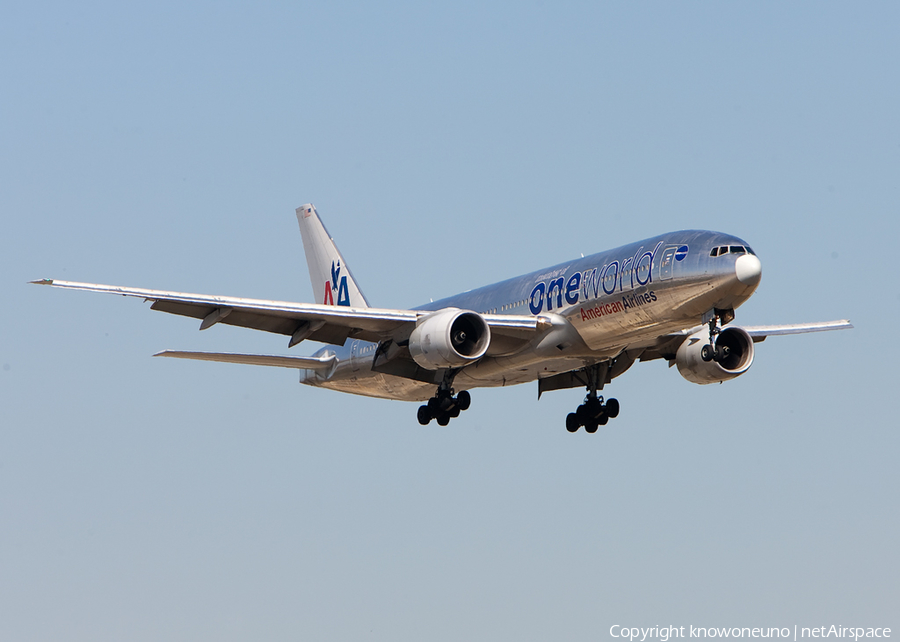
[610,626,892,642]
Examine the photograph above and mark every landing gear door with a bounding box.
[659,246,678,280]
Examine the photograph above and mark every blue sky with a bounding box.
[2,2,898,640]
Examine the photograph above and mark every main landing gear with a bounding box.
[565,362,619,433]
[566,395,619,433]
[417,370,471,426]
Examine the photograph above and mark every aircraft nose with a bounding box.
[735,253,762,285]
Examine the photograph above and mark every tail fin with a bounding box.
[296,204,370,309]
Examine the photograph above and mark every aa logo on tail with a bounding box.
[323,260,351,306]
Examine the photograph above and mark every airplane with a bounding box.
[32,204,852,432]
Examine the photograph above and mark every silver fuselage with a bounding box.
[301,230,760,401]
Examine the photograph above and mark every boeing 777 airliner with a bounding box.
[33,204,851,432]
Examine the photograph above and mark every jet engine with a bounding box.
[409,308,491,370]
[675,326,755,384]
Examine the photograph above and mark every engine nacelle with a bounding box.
[409,308,491,370]
[676,326,755,384]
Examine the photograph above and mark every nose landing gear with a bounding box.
[700,343,731,363]
[700,309,733,363]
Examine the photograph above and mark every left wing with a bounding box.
[30,279,545,347]
[741,320,853,340]
[637,319,853,363]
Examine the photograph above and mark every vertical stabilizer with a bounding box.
[296,204,370,309]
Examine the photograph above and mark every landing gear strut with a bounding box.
[565,362,619,433]
[700,310,732,363]
[417,370,472,426]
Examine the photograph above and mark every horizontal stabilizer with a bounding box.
[154,350,337,370]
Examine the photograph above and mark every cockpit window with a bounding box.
[711,244,755,257]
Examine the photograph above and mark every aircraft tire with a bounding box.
[417,406,431,425]
[436,413,450,427]
[456,390,471,411]
[575,404,588,423]
[701,344,714,362]
[566,413,580,432]
[585,420,599,434]
[605,398,620,418]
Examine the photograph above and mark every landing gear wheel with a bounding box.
[701,344,714,362]
[436,413,450,426]
[456,390,471,411]
[575,403,588,423]
[597,414,608,426]
[417,406,431,426]
[605,398,619,419]
[585,420,599,434]
[566,413,580,432]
